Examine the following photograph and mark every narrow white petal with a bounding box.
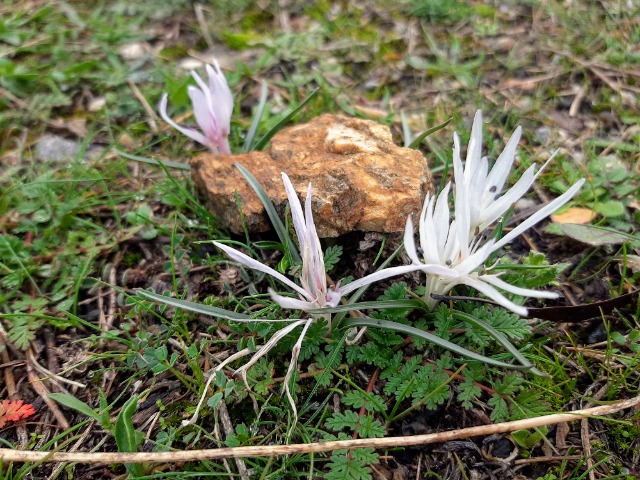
[433,184,451,228]
[486,126,521,194]
[460,276,529,316]
[283,319,313,423]
[442,220,460,264]
[466,110,484,180]
[339,264,429,296]
[234,320,306,374]
[417,192,430,257]
[420,195,441,264]
[422,263,463,277]
[190,71,218,128]
[452,133,465,189]
[282,173,306,252]
[188,86,218,141]
[158,94,209,147]
[191,70,211,100]
[433,183,451,256]
[268,289,317,311]
[455,189,470,258]
[468,157,488,226]
[479,165,537,229]
[481,275,559,299]
[207,61,234,122]
[213,241,311,300]
[454,240,494,275]
[303,181,327,300]
[492,178,585,251]
[403,215,422,265]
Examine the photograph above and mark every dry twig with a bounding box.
[2,395,639,464]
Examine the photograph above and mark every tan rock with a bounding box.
[191,114,433,237]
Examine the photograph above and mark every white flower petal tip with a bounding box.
[159,60,233,153]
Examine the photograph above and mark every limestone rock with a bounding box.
[191,114,433,237]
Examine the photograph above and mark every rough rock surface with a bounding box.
[191,114,433,237]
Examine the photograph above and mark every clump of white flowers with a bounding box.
[158,74,586,416]
[404,111,585,315]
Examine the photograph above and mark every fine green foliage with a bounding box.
[324,443,378,480]
[323,245,343,273]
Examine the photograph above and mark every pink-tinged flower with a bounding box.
[214,173,342,314]
[214,173,445,313]
[159,60,233,154]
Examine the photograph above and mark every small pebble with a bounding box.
[35,135,80,162]
[534,126,551,145]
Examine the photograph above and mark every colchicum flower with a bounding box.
[212,173,434,417]
[159,60,233,154]
[214,173,447,313]
[212,173,345,419]
[405,110,585,315]
[213,173,342,314]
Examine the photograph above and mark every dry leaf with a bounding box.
[0,399,36,428]
[50,117,88,138]
[551,207,597,224]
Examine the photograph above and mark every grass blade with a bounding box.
[48,393,103,424]
[243,80,269,152]
[451,311,546,376]
[341,317,534,371]
[235,162,301,263]
[253,88,320,151]
[308,299,427,315]
[136,289,302,323]
[116,149,190,170]
[408,117,452,149]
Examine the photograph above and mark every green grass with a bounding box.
[1,0,639,479]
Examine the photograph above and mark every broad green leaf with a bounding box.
[115,395,144,477]
[48,393,104,425]
[592,200,625,218]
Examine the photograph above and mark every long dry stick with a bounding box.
[1,396,638,464]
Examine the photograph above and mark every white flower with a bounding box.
[159,60,233,154]
[453,110,561,254]
[403,112,586,315]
